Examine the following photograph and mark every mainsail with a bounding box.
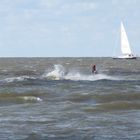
[121,22,132,55]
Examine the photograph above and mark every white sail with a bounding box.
[113,22,136,59]
[121,22,132,55]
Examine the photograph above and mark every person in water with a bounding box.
[92,64,97,74]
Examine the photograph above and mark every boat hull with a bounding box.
[113,56,137,59]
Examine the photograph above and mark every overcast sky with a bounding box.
[0,0,139,57]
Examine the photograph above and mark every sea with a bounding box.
[0,57,140,140]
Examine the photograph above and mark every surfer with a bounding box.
[92,64,97,74]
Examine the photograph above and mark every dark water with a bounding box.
[0,57,140,140]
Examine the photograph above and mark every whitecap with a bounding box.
[4,76,36,83]
[19,96,42,102]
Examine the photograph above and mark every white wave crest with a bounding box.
[19,96,42,102]
[65,72,118,81]
[42,64,119,81]
[4,76,36,83]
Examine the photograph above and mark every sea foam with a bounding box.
[42,64,119,81]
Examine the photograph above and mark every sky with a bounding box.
[0,0,140,57]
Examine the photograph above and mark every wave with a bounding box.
[1,64,138,83]
[42,64,120,81]
[3,76,36,83]
[84,101,140,112]
[18,96,42,102]
[0,94,42,105]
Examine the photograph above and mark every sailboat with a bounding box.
[113,22,136,59]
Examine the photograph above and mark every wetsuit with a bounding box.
[92,65,96,74]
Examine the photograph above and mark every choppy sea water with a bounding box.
[0,57,140,140]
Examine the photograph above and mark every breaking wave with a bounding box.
[3,76,36,83]
[18,96,42,102]
[42,64,120,81]
[0,64,138,83]
[0,94,42,105]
